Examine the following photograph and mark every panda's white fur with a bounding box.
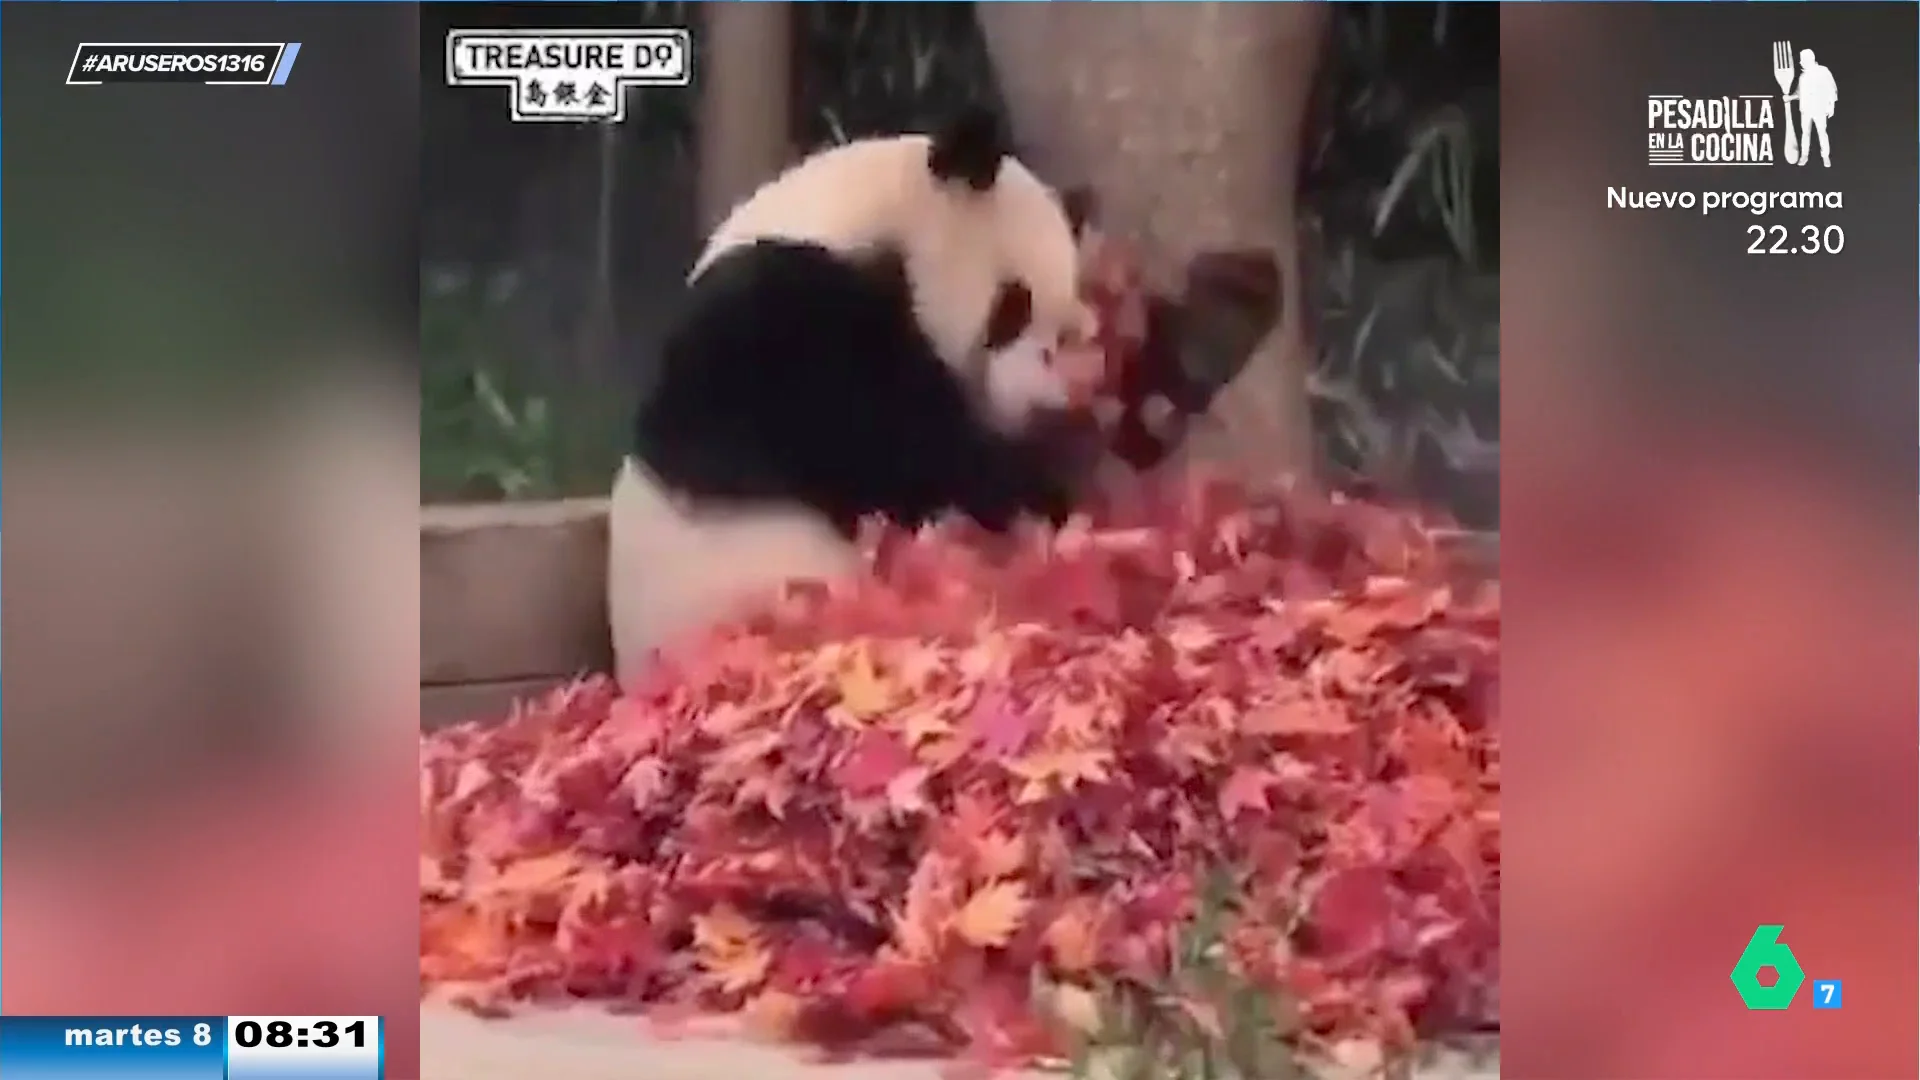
[607,456,858,676]
[609,111,1088,688]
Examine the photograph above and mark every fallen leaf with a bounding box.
[1243,695,1355,737]
[837,645,895,719]
[965,688,1040,758]
[1007,748,1113,802]
[1218,765,1279,819]
[836,730,916,796]
[693,905,773,994]
[885,766,932,815]
[1041,902,1101,974]
[693,904,761,955]
[478,851,588,898]
[970,831,1029,881]
[899,705,956,746]
[447,759,493,805]
[421,855,456,897]
[1047,700,1103,741]
[951,880,1032,950]
[623,757,671,811]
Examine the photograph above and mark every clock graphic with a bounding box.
[225,1015,383,1080]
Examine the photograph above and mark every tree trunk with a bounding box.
[978,3,1327,481]
[697,4,794,231]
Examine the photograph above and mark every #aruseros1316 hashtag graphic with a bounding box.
[66,43,302,86]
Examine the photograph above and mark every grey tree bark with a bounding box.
[978,3,1328,480]
[697,4,794,231]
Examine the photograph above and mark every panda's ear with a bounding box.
[928,107,1009,192]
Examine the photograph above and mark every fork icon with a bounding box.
[1771,40,1798,164]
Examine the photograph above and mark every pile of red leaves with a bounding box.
[421,478,1500,1068]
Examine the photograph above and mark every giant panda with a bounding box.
[608,108,1097,688]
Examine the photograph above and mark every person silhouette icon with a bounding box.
[1784,48,1837,168]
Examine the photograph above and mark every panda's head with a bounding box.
[912,109,1096,426]
[699,108,1097,436]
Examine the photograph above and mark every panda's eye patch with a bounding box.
[982,282,1033,350]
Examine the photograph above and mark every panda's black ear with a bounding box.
[928,107,1009,192]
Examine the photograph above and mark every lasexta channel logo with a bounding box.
[1730,925,1804,1009]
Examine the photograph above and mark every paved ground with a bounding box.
[421,1006,1500,1080]
[421,1006,1030,1080]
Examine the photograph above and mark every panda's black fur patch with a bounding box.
[631,238,1074,541]
[926,108,1010,192]
[981,282,1033,351]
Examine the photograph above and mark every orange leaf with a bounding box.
[693,905,772,995]
[478,851,588,898]
[893,856,956,963]
[952,879,1032,949]
[836,644,895,720]
[693,904,760,954]
[421,907,513,981]
[1041,901,1102,974]
[708,947,772,995]
[1007,748,1114,802]
[1046,699,1104,741]
[1243,696,1355,737]
[898,705,955,746]
[970,831,1029,881]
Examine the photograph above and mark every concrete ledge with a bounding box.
[421,499,612,686]
[422,675,574,732]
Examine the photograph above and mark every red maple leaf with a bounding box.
[962,688,1039,759]
[1218,765,1280,819]
[835,730,915,796]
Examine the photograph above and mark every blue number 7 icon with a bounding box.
[1812,980,1843,1009]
